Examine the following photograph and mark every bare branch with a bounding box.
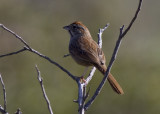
[0,74,7,112]
[0,48,27,58]
[121,0,142,38]
[85,67,96,85]
[84,0,143,110]
[98,23,109,49]
[35,65,54,114]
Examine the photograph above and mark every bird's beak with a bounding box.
[63,25,70,30]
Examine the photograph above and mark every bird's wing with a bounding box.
[79,38,106,65]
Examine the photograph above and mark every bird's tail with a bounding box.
[95,64,124,95]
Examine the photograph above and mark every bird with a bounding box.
[63,21,124,95]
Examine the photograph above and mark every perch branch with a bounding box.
[35,65,54,114]
[84,0,143,110]
[85,67,96,85]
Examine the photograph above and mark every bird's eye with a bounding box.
[72,25,77,29]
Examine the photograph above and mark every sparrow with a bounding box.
[63,21,124,94]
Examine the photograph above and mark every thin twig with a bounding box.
[84,0,142,110]
[35,65,54,114]
[85,67,96,85]
[121,0,142,38]
[0,74,7,112]
[98,23,110,49]
[0,48,27,58]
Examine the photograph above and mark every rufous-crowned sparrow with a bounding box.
[63,21,124,95]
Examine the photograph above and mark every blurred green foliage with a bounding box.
[0,0,160,114]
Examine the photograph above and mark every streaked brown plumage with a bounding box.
[63,21,124,95]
